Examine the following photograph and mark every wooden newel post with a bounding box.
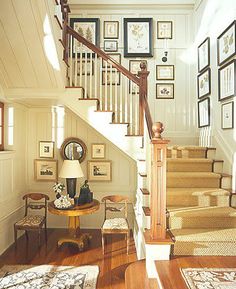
[150,122,170,240]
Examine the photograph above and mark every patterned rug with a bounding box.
[0,265,99,289]
[182,268,236,289]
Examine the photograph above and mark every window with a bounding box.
[0,102,4,151]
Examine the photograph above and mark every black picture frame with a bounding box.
[157,21,173,39]
[197,68,211,99]
[198,37,210,73]
[104,40,118,52]
[218,59,236,101]
[103,21,119,39]
[124,18,153,58]
[156,83,174,99]
[221,101,234,130]
[198,97,210,128]
[156,65,175,80]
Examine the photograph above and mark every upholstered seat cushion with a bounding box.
[15,215,45,227]
[102,218,128,230]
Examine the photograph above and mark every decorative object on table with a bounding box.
[91,143,106,159]
[198,37,210,73]
[54,195,73,209]
[34,159,58,182]
[129,60,147,75]
[156,65,174,80]
[60,137,87,162]
[156,83,174,99]
[197,68,211,99]
[198,97,210,128]
[157,21,173,39]
[39,141,54,158]
[218,59,236,101]
[124,18,153,57]
[78,180,93,205]
[76,59,94,76]
[0,265,99,289]
[59,160,84,198]
[102,70,120,85]
[182,268,236,289]
[87,160,112,182]
[52,182,65,199]
[104,21,119,39]
[102,53,121,68]
[217,20,236,66]
[221,101,234,129]
[104,40,118,52]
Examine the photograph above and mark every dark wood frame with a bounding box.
[104,40,118,52]
[197,68,211,99]
[156,83,174,99]
[198,37,210,73]
[76,59,94,75]
[221,101,234,129]
[102,53,121,68]
[156,65,174,80]
[34,159,58,182]
[157,21,173,39]
[60,137,87,162]
[124,18,153,58]
[102,71,121,85]
[39,141,54,158]
[198,97,210,128]
[129,60,147,75]
[0,102,4,151]
[218,59,236,101]
[217,20,236,66]
[103,21,119,39]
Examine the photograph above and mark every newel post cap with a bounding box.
[152,122,164,139]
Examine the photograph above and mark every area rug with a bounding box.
[182,268,236,289]
[0,265,99,289]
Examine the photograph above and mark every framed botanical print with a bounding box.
[157,21,173,39]
[198,97,210,128]
[217,20,236,66]
[104,21,119,39]
[218,59,236,101]
[197,68,211,99]
[156,65,174,80]
[124,18,153,57]
[104,40,118,52]
[102,71,120,85]
[76,60,94,75]
[39,141,54,158]
[129,60,147,75]
[221,101,234,129]
[87,160,112,181]
[102,54,121,68]
[91,143,106,159]
[156,83,174,99]
[34,159,58,182]
[198,37,210,73]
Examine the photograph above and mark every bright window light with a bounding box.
[56,106,65,149]
[51,106,56,142]
[8,107,14,146]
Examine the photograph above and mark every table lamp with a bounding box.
[59,160,84,198]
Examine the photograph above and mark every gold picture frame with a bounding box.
[34,159,58,182]
[87,160,112,182]
[104,21,119,39]
[91,143,106,159]
[39,141,54,158]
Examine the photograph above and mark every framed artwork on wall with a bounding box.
[104,40,118,52]
[197,68,211,99]
[34,159,58,182]
[104,21,119,39]
[91,143,106,159]
[157,21,173,39]
[156,65,174,80]
[218,59,236,101]
[124,18,153,57]
[87,160,112,181]
[102,71,120,85]
[129,60,147,75]
[76,60,94,75]
[102,53,121,68]
[221,101,234,129]
[39,141,54,158]
[156,83,174,99]
[198,97,210,128]
[217,20,236,66]
[198,37,210,73]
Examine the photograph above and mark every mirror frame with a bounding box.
[60,137,87,163]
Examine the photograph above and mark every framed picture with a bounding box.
[198,97,210,128]
[70,18,100,55]
[87,161,112,181]
[91,143,106,159]
[104,21,119,39]
[156,83,174,99]
[102,54,121,68]
[198,37,210,73]
[157,21,173,39]
[39,141,54,158]
[34,159,58,182]
[124,18,153,57]
[102,71,120,85]
[218,59,236,101]
[221,101,234,129]
[76,60,94,75]
[129,60,147,75]
[217,20,236,66]
[197,68,211,99]
[104,40,118,52]
[156,65,174,80]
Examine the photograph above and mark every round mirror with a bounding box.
[60,137,87,163]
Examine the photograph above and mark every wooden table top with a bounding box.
[48,199,100,217]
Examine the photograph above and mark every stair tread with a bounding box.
[139,172,147,177]
[167,187,230,196]
[168,206,236,217]
[167,158,213,163]
[167,172,221,178]
[140,188,150,195]
[142,206,150,216]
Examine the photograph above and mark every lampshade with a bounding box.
[59,160,84,179]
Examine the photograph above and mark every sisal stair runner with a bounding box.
[166,146,233,256]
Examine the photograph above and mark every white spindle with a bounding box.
[99,58,103,110]
[129,81,133,135]
[74,40,78,86]
[105,61,108,111]
[84,52,88,98]
[114,69,118,122]
[69,35,73,86]
[94,53,98,99]
[79,44,83,87]
[135,85,139,135]
[126,77,129,126]
[89,51,93,99]
[119,72,123,122]
[109,63,113,111]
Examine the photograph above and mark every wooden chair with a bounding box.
[14,193,49,247]
[101,195,130,254]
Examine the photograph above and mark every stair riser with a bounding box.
[167,196,230,207]
[167,150,207,159]
[167,162,212,172]
[221,176,232,190]
[167,178,220,188]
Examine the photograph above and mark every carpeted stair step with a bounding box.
[167,158,213,172]
[171,227,236,256]
[167,146,216,159]
[167,188,230,207]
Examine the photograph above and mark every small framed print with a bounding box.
[221,101,234,129]
[102,71,120,85]
[218,59,236,101]
[92,143,106,159]
[87,160,112,182]
[217,20,236,66]
[157,21,173,39]
[102,53,121,68]
[198,97,210,128]
[197,68,211,99]
[34,159,58,182]
[104,21,119,39]
[198,37,210,73]
[104,40,118,52]
[156,65,174,80]
[129,60,147,75]
[76,60,94,75]
[39,141,54,158]
[156,83,174,99]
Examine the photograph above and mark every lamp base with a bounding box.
[66,178,77,198]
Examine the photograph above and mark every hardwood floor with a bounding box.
[0,229,137,289]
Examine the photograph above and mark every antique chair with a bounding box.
[14,193,49,247]
[101,195,130,254]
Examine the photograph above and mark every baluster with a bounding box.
[135,84,139,135]
[79,44,83,87]
[74,40,78,86]
[114,69,118,122]
[104,61,108,111]
[119,73,123,122]
[109,63,113,111]
[126,77,130,133]
[129,81,133,135]
[94,53,98,100]
[89,51,93,99]
[99,57,103,110]
[84,51,88,98]
[69,35,73,86]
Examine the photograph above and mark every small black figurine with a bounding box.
[78,180,93,204]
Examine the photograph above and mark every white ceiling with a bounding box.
[68,0,196,4]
